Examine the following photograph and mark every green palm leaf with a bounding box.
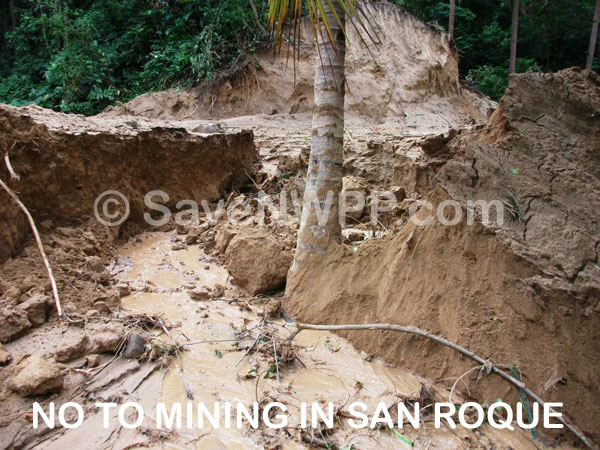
[266,0,379,53]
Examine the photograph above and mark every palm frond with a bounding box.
[266,0,380,55]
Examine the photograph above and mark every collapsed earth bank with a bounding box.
[0,105,257,262]
[0,3,598,446]
[286,68,600,441]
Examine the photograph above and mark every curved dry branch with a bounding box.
[0,176,63,318]
[4,153,19,181]
[288,322,597,449]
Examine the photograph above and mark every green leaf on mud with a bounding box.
[263,365,277,378]
[392,429,414,447]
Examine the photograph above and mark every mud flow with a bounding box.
[113,232,543,449]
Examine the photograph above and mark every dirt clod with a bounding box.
[262,299,281,318]
[212,284,226,298]
[0,344,12,366]
[8,355,63,396]
[115,282,131,297]
[89,323,125,353]
[190,287,211,301]
[85,354,101,368]
[92,300,112,315]
[0,307,31,343]
[18,293,49,327]
[224,229,292,295]
[86,256,105,273]
[55,329,89,363]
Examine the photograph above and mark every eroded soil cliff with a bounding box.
[0,4,598,449]
[286,68,600,441]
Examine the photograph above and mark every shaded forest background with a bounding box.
[0,0,597,115]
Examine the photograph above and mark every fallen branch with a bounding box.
[4,152,19,181]
[156,318,194,401]
[0,176,63,318]
[288,322,596,450]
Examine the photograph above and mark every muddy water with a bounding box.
[118,232,544,449]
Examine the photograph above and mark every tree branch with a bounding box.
[249,0,267,36]
[0,176,63,318]
[288,322,597,449]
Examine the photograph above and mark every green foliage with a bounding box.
[391,0,598,99]
[0,0,266,115]
[1,0,598,111]
[466,65,508,100]
[466,58,539,100]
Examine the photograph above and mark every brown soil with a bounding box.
[101,4,494,126]
[0,104,257,262]
[286,68,600,443]
[0,3,598,448]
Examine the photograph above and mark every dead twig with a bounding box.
[156,317,194,401]
[449,365,483,403]
[4,152,19,181]
[244,170,264,191]
[288,322,596,450]
[175,349,194,401]
[272,335,280,383]
[0,175,62,317]
[236,327,264,367]
[302,432,338,449]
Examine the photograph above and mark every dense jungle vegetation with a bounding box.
[0,0,597,115]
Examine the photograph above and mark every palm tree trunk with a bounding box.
[291,1,346,272]
[509,0,519,74]
[586,0,600,70]
[449,0,456,40]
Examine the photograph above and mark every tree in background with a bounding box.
[1,0,599,110]
[0,0,267,114]
[449,0,456,39]
[586,0,600,69]
[509,0,519,74]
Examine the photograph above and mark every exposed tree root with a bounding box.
[288,322,597,449]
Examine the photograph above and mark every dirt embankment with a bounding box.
[0,104,259,449]
[102,4,493,126]
[0,3,597,447]
[0,104,258,262]
[286,68,600,442]
[0,102,258,361]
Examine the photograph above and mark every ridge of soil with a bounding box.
[285,68,600,442]
[102,4,494,126]
[0,104,258,262]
